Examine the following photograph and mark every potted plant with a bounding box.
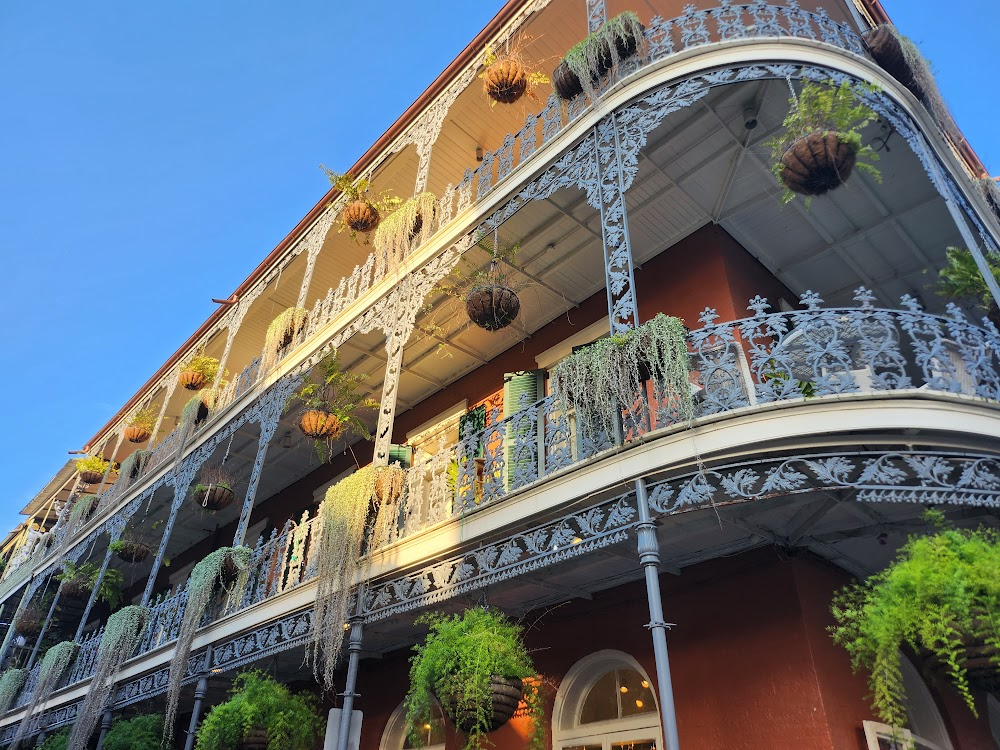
[373,192,437,271]
[404,608,544,750]
[0,668,27,714]
[323,168,401,242]
[119,448,151,482]
[103,714,163,750]
[110,538,150,564]
[75,455,113,485]
[39,729,69,750]
[767,79,881,204]
[262,307,309,372]
[125,405,157,444]
[831,510,1000,729]
[179,354,223,391]
[15,604,44,638]
[462,235,522,332]
[933,246,1000,326]
[194,671,322,750]
[553,11,645,101]
[192,466,238,512]
[863,24,928,101]
[56,562,123,607]
[286,351,377,461]
[480,36,549,105]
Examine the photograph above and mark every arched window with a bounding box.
[863,654,953,750]
[380,702,447,750]
[553,651,662,750]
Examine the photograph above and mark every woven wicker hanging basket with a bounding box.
[80,470,104,485]
[341,200,380,234]
[179,370,207,391]
[298,410,343,441]
[484,59,528,104]
[193,484,236,512]
[465,285,521,331]
[779,132,858,197]
[115,540,151,564]
[125,425,151,444]
[441,675,524,734]
[863,26,925,101]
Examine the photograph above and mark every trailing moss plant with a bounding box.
[163,546,252,744]
[38,729,69,750]
[103,714,164,750]
[56,562,123,608]
[10,641,79,749]
[550,314,693,445]
[831,510,1000,727]
[118,448,151,483]
[322,168,401,243]
[0,668,27,714]
[310,465,405,690]
[563,11,645,101]
[767,79,881,205]
[934,246,1000,313]
[262,307,309,372]
[67,605,149,750]
[373,192,437,272]
[194,671,322,750]
[286,351,377,462]
[405,608,544,750]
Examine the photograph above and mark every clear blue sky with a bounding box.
[0,0,996,532]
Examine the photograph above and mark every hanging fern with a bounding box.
[10,641,79,750]
[373,192,437,273]
[67,606,149,750]
[550,314,692,444]
[163,547,252,744]
[0,668,27,714]
[310,465,405,690]
[262,307,309,373]
[103,714,164,750]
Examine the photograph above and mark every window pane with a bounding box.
[402,708,446,749]
[618,669,655,718]
[564,745,603,750]
[610,740,656,750]
[580,670,620,724]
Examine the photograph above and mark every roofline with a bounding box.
[82,0,525,452]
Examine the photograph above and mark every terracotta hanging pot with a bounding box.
[79,470,104,485]
[179,370,207,391]
[125,425,151,444]
[193,484,236,512]
[484,59,528,104]
[442,675,523,734]
[552,61,583,100]
[779,132,858,197]
[341,200,380,234]
[465,285,521,331]
[298,410,343,440]
[863,26,925,101]
[115,541,151,564]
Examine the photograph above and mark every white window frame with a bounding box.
[379,701,446,750]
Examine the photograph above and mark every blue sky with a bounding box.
[0,1,997,532]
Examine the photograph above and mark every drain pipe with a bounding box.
[635,477,680,750]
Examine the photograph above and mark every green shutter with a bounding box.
[387,443,413,469]
[503,370,544,489]
[458,405,486,459]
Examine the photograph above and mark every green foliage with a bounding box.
[39,729,69,750]
[550,314,693,443]
[322,167,402,242]
[128,406,158,433]
[563,11,645,100]
[103,714,163,750]
[11,641,79,746]
[405,608,544,750]
[75,455,112,477]
[56,562,123,608]
[0,668,27,714]
[287,351,377,461]
[181,354,224,381]
[194,671,323,750]
[934,246,1000,310]
[830,510,1000,726]
[767,79,882,205]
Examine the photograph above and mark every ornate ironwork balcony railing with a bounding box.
[9,289,1000,715]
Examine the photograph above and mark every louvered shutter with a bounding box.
[503,370,544,490]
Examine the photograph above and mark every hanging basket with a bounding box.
[441,675,523,734]
[79,470,104,485]
[341,200,380,234]
[276,313,308,350]
[115,540,151,564]
[863,26,925,101]
[484,60,528,104]
[552,61,583,100]
[236,729,268,750]
[778,131,858,197]
[179,370,207,391]
[193,484,236,512]
[15,608,44,638]
[465,285,521,331]
[374,469,405,505]
[220,552,243,590]
[298,410,343,440]
[125,425,151,444]
[61,577,92,600]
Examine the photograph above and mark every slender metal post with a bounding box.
[35,729,47,747]
[232,432,273,547]
[75,547,114,641]
[142,487,188,606]
[95,709,113,750]
[634,477,680,750]
[0,585,33,666]
[183,646,212,750]
[335,616,364,750]
[27,587,62,668]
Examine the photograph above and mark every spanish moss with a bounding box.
[373,193,436,274]
[262,307,309,373]
[0,668,26,714]
[10,641,78,750]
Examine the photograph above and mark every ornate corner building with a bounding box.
[3,1,1000,749]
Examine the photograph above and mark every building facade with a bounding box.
[1,1,1000,749]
